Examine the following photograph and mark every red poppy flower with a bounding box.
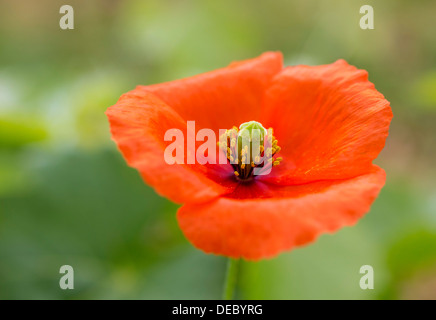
[106,52,392,260]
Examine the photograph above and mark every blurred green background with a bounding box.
[0,0,435,300]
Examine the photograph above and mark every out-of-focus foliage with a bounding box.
[0,0,435,299]
[0,118,47,149]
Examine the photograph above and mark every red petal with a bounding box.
[139,51,283,133]
[260,60,392,185]
[106,90,234,204]
[177,166,386,260]
[106,52,283,204]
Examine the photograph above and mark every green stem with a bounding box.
[223,258,240,300]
